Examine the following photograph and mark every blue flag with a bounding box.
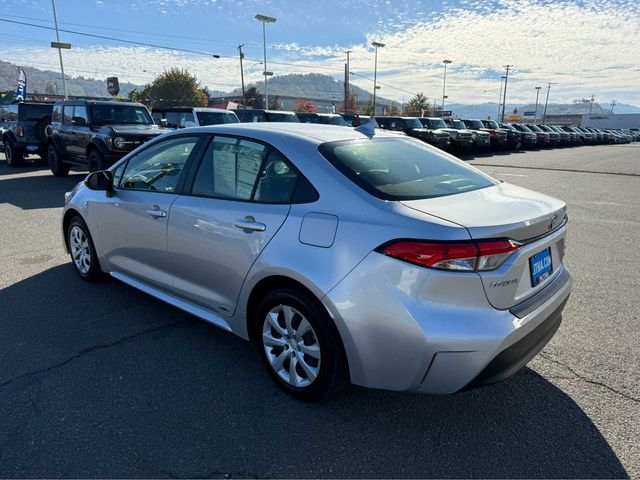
[16,69,27,102]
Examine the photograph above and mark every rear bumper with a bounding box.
[324,252,573,395]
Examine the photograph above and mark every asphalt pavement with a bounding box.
[0,145,638,478]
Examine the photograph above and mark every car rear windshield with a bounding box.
[18,104,53,120]
[318,137,496,200]
[463,119,484,129]
[267,112,300,122]
[196,111,239,125]
[90,105,152,125]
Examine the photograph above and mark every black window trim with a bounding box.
[182,133,319,205]
[113,133,208,195]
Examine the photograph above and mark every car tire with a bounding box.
[5,142,24,167]
[255,287,347,402]
[67,216,103,282]
[48,144,70,177]
[88,149,107,172]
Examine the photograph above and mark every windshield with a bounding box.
[322,116,348,126]
[267,112,300,122]
[463,119,484,129]
[484,120,500,129]
[516,124,533,132]
[423,118,447,128]
[91,105,153,125]
[500,123,516,131]
[402,118,423,129]
[528,125,543,132]
[196,111,239,125]
[319,137,496,200]
[450,119,467,129]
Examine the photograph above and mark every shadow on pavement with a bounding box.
[0,265,628,479]
[0,161,84,209]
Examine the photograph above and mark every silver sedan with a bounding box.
[62,122,572,401]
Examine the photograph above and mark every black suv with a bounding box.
[46,100,170,176]
[1,102,53,167]
[374,116,450,149]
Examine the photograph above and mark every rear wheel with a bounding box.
[256,287,347,401]
[67,216,102,282]
[48,144,70,177]
[5,143,24,167]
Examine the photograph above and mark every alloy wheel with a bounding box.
[69,225,91,274]
[262,304,321,387]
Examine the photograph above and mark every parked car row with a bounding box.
[2,101,638,174]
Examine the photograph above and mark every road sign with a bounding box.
[437,110,452,117]
[51,42,71,49]
[523,111,536,116]
[106,77,120,97]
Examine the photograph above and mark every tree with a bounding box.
[339,91,358,113]
[45,83,56,95]
[132,68,208,108]
[386,102,400,116]
[293,99,317,113]
[404,92,430,116]
[362,98,374,116]
[269,95,282,110]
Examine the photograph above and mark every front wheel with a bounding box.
[48,144,70,176]
[5,143,24,167]
[256,288,347,401]
[67,216,103,281]
[88,149,107,172]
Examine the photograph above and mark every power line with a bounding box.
[0,16,419,98]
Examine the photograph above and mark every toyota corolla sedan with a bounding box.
[62,122,572,401]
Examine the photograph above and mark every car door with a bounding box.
[167,135,301,316]
[92,134,204,290]
[70,104,92,158]
[59,105,77,158]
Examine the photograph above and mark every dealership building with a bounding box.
[581,113,640,129]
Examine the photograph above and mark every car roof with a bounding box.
[153,107,235,113]
[164,122,398,144]
[54,100,144,107]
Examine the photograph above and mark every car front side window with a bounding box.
[119,135,200,193]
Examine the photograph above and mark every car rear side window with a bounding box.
[319,137,497,200]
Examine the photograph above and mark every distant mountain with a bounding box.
[224,73,395,105]
[0,60,140,98]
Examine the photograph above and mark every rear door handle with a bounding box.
[234,220,266,232]
[146,208,167,218]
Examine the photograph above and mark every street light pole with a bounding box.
[589,95,595,114]
[344,50,352,113]
[371,41,385,116]
[255,14,276,109]
[610,100,617,114]
[542,82,557,123]
[51,0,68,99]
[500,64,513,122]
[533,86,542,122]
[441,59,452,115]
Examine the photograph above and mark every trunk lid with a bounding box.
[401,182,568,309]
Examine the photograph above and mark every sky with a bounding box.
[0,0,639,106]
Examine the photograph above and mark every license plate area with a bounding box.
[26,144,39,152]
[530,247,553,287]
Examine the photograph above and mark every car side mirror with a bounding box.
[85,170,114,197]
[72,116,86,126]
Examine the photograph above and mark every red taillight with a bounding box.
[382,239,521,272]
[16,125,25,137]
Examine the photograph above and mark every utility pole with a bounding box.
[255,14,276,109]
[344,50,351,113]
[238,44,246,108]
[51,0,68,99]
[500,65,513,122]
[589,95,595,114]
[497,76,505,120]
[442,59,452,115]
[542,82,557,123]
[610,100,617,114]
[533,86,542,122]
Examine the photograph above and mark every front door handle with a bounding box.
[146,208,167,218]
[234,216,266,232]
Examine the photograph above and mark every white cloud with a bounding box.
[2,0,639,105]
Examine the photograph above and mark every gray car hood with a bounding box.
[401,182,567,241]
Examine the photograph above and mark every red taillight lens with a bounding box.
[382,239,521,272]
[16,125,25,137]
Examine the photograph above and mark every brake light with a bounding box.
[16,125,25,137]
[381,239,521,272]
